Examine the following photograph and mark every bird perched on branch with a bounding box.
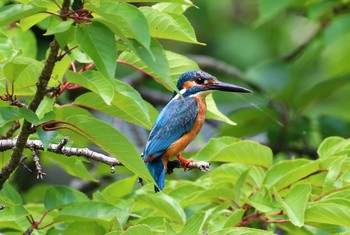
[142,70,251,192]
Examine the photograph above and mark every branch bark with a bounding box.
[0,138,211,172]
[0,0,71,189]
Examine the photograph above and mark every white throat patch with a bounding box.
[171,88,187,100]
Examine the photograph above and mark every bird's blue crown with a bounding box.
[176,70,215,90]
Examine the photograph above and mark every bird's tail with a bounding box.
[145,158,166,192]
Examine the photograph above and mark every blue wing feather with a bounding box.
[143,97,198,159]
[143,97,198,191]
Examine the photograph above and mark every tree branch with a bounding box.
[0,138,211,172]
[0,0,71,189]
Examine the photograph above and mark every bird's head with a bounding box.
[171,70,252,99]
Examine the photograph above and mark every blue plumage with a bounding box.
[143,97,198,191]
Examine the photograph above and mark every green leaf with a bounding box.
[305,202,350,227]
[165,50,199,79]
[0,107,20,127]
[87,3,150,48]
[47,222,106,235]
[5,26,37,58]
[224,209,245,227]
[66,70,114,105]
[0,205,29,222]
[181,211,206,235]
[136,193,186,224]
[212,227,275,235]
[153,2,193,14]
[44,185,89,210]
[274,184,311,227]
[192,137,273,168]
[44,16,74,35]
[323,156,346,192]
[140,7,204,45]
[0,4,45,27]
[248,186,275,213]
[64,115,153,183]
[255,0,291,26]
[118,39,176,91]
[233,169,250,203]
[76,21,117,79]
[3,56,43,95]
[55,201,119,222]
[97,176,138,203]
[73,91,153,129]
[37,128,57,150]
[262,159,319,190]
[121,225,152,235]
[0,182,23,206]
[47,152,98,182]
[206,93,237,125]
[18,107,39,124]
[318,136,350,158]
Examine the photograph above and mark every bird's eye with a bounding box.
[196,77,205,84]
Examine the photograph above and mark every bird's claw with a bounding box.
[177,155,193,172]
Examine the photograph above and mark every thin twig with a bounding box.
[29,144,46,179]
[1,120,20,139]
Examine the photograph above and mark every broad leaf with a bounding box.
[3,56,43,95]
[0,107,20,127]
[140,7,204,45]
[44,16,74,35]
[317,136,350,158]
[248,186,275,213]
[120,225,152,235]
[181,212,206,235]
[87,3,150,49]
[153,2,192,14]
[305,202,350,227]
[262,159,319,190]
[66,70,114,105]
[0,205,29,222]
[0,4,45,26]
[44,185,89,210]
[97,176,138,203]
[76,21,117,79]
[192,137,273,168]
[64,115,153,183]
[224,209,245,227]
[54,201,120,222]
[0,182,23,206]
[274,184,311,227]
[118,39,176,91]
[136,193,186,224]
[18,107,39,125]
[47,222,106,235]
[206,93,237,125]
[323,156,346,192]
[73,91,153,129]
[212,227,275,235]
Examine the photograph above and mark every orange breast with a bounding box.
[162,97,207,166]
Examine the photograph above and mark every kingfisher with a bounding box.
[143,70,251,192]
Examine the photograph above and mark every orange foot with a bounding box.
[177,155,193,172]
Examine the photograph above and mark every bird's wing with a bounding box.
[143,97,198,159]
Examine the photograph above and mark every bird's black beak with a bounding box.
[207,81,252,93]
